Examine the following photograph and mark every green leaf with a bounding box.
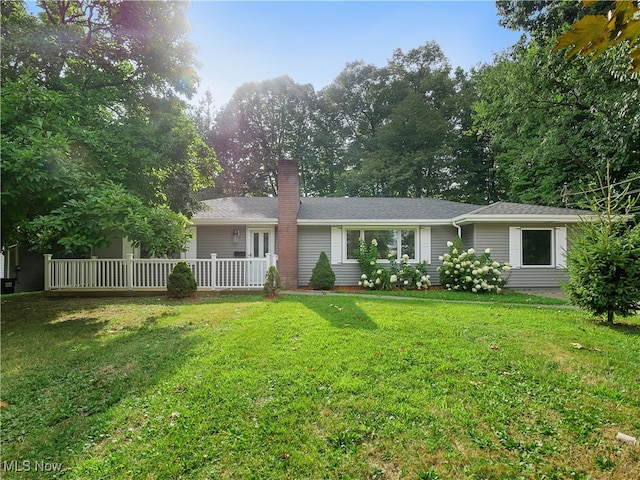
[554,15,609,58]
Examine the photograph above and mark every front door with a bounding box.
[247,228,274,284]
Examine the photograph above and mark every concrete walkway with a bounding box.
[513,289,568,300]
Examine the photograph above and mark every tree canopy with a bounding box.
[1,0,218,256]
[197,42,497,203]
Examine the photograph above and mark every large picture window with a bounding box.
[521,229,552,266]
[346,228,416,261]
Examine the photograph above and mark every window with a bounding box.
[509,227,566,269]
[522,229,552,266]
[345,228,416,261]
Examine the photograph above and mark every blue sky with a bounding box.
[187,1,524,107]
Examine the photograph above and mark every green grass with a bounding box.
[1,293,639,479]
[330,287,570,306]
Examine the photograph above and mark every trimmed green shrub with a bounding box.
[309,251,336,290]
[167,261,198,298]
[263,265,283,297]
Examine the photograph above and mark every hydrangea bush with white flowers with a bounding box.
[354,238,431,291]
[437,237,511,293]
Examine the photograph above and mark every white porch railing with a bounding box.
[44,253,278,291]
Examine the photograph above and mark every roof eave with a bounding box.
[452,214,591,225]
[192,218,278,226]
[297,219,454,226]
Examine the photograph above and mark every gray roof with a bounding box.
[196,197,278,221]
[298,197,481,220]
[193,197,588,223]
[463,201,590,217]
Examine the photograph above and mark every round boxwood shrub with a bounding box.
[167,261,198,298]
[310,251,336,290]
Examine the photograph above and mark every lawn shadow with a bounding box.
[600,319,640,336]
[1,296,203,470]
[285,294,378,330]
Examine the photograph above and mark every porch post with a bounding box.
[210,253,217,290]
[44,254,53,291]
[126,253,134,290]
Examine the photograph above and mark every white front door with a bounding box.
[247,228,274,284]
[248,229,273,258]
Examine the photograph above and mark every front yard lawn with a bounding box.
[1,293,639,479]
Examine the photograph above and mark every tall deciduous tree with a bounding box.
[209,76,317,196]
[472,38,639,206]
[1,0,218,256]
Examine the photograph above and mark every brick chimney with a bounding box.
[277,159,300,288]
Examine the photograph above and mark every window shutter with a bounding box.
[331,227,342,265]
[420,227,432,264]
[555,226,567,269]
[184,226,197,259]
[509,227,521,269]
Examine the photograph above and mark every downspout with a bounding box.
[452,220,462,239]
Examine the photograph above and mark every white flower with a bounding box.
[390,275,398,283]
[468,248,475,254]
[447,241,453,247]
[445,270,450,275]
[455,264,461,269]
[358,281,363,286]
[439,255,444,261]
[485,248,491,254]
[471,287,477,293]
[472,269,478,276]
[492,261,500,268]
[444,254,450,260]
[465,276,472,282]
[363,280,370,287]
[402,254,409,261]
[503,266,511,272]
[404,280,409,285]
[370,260,375,266]
[361,273,367,280]
[371,238,378,246]
[376,269,382,275]
[482,266,490,273]
[375,278,381,285]
[452,248,458,255]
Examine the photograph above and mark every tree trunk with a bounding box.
[607,309,614,323]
